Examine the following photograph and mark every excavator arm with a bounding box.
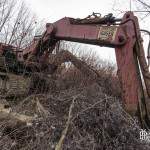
[28,13,126,56]
[23,12,150,128]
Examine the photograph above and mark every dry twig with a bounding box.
[55,96,76,150]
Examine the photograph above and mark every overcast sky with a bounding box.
[24,0,114,21]
[24,0,150,63]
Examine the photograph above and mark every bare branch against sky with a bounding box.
[0,0,44,48]
[135,0,150,9]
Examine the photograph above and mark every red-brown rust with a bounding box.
[23,12,149,115]
[1,12,150,117]
[114,12,143,114]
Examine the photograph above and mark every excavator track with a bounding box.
[0,56,31,97]
[6,74,31,97]
[0,54,55,97]
[0,73,31,97]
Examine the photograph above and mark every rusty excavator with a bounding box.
[0,12,150,129]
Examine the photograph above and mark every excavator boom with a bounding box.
[0,11,150,128]
[27,12,149,112]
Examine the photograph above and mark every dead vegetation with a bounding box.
[0,84,150,150]
[0,50,149,150]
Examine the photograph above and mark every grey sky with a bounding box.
[25,0,113,21]
[24,0,150,63]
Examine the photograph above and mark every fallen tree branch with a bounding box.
[55,96,76,150]
[36,97,50,117]
[0,103,35,124]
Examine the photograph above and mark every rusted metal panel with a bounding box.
[23,39,38,56]
[53,18,126,47]
[114,12,142,114]
[98,26,117,41]
[0,43,23,59]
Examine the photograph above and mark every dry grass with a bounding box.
[0,49,149,150]
[0,84,149,150]
[56,49,121,98]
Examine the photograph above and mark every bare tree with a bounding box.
[0,0,15,33]
[112,0,150,19]
[135,0,150,9]
[0,0,44,49]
